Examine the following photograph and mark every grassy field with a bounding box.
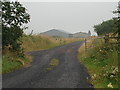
[78,38,118,88]
[2,35,83,74]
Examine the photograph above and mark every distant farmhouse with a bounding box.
[40,29,91,38]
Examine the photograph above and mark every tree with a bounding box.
[113,1,120,38]
[93,18,117,36]
[2,1,30,54]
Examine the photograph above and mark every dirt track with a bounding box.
[3,41,93,88]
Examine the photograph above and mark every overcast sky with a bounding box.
[21,2,118,35]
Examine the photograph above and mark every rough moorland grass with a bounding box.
[78,38,118,88]
[21,35,59,51]
[21,35,83,52]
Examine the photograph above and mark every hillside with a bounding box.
[40,29,91,38]
[40,29,71,38]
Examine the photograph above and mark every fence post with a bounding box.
[104,34,109,44]
[85,38,87,51]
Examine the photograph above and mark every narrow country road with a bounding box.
[3,41,93,88]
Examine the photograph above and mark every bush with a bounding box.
[2,1,30,55]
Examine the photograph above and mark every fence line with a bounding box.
[84,35,119,51]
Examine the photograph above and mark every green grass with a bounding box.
[2,58,22,74]
[2,54,31,74]
[78,38,118,88]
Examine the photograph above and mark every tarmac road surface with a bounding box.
[3,41,93,88]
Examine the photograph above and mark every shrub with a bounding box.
[2,1,30,55]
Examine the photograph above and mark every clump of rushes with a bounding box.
[78,38,118,88]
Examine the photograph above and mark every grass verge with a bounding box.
[78,38,118,88]
[21,35,83,51]
[2,52,32,74]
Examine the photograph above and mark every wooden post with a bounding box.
[29,30,33,36]
[85,38,87,51]
[104,34,109,44]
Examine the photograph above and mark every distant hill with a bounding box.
[40,29,71,38]
[40,29,91,38]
